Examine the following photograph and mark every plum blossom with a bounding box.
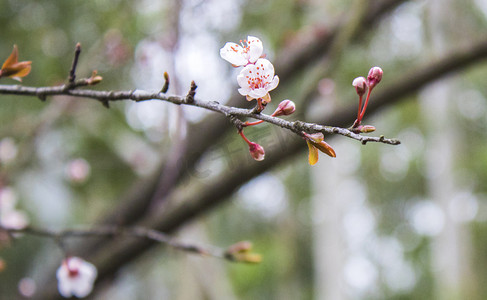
[56,257,97,298]
[237,58,279,102]
[220,36,263,67]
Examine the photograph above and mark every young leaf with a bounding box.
[307,140,319,165]
[313,140,336,158]
[0,45,32,81]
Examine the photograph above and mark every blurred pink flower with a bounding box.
[56,256,97,298]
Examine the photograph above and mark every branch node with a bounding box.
[186,80,197,103]
[102,99,110,109]
[230,115,244,132]
[293,121,305,131]
[37,93,46,102]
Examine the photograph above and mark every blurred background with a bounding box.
[1,0,487,299]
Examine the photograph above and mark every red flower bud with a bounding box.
[273,99,296,116]
[352,76,367,96]
[367,66,383,89]
[248,142,265,161]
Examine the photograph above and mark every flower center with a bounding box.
[239,39,251,54]
[65,261,80,278]
[245,63,271,89]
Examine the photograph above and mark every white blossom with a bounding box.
[236,58,279,101]
[56,257,97,298]
[220,36,263,67]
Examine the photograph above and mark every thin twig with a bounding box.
[0,83,400,145]
[2,225,235,261]
[186,80,197,104]
[161,71,170,93]
[68,43,81,85]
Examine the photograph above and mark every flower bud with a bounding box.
[273,99,296,116]
[367,66,383,89]
[352,76,367,96]
[248,142,265,161]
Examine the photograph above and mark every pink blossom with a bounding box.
[237,58,279,101]
[56,257,97,298]
[220,36,263,67]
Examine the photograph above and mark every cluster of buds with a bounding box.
[220,36,296,162]
[351,66,383,132]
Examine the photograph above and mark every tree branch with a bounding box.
[0,83,399,145]
[2,225,254,263]
[67,0,410,257]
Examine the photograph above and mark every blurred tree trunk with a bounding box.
[422,1,474,299]
[312,144,349,300]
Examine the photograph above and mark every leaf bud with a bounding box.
[360,125,376,133]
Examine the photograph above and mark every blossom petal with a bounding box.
[238,87,250,96]
[255,58,275,76]
[220,43,248,66]
[249,88,268,99]
[237,66,251,86]
[246,36,263,63]
[266,75,279,92]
